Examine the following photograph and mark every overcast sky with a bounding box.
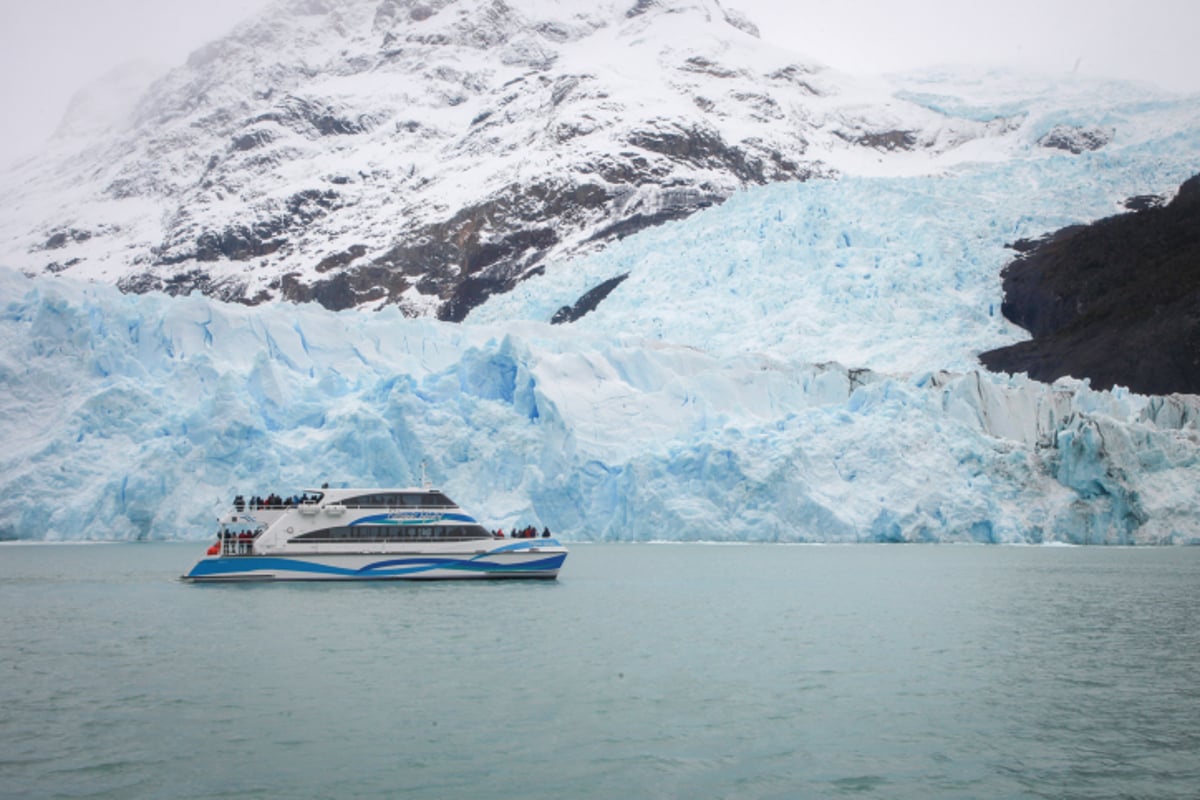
[1,0,1197,163]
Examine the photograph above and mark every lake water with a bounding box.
[1,542,1198,799]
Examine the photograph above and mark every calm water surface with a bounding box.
[1,542,1198,799]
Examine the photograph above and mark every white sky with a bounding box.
[1,0,1197,162]
[0,0,273,162]
[741,0,1200,91]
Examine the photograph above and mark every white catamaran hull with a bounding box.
[184,540,566,581]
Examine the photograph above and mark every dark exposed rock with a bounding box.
[720,7,760,38]
[732,92,782,120]
[534,21,574,42]
[350,167,736,321]
[279,265,409,310]
[117,268,252,304]
[1124,194,1166,212]
[192,227,286,262]
[156,189,340,265]
[586,202,710,243]
[1005,233,1066,255]
[43,228,93,250]
[980,174,1200,394]
[626,0,657,18]
[1037,124,1113,154]
[682,56,740,79]
[315,245,368,273]
[589,152,668,184]
[231,129,275,151]
[626,125,802,184]
[116,271,163,295]
[441,274,516,322]
[768,65,822,96]
[365,180,592,319]
[837,129,917,151]
[250,96,381,138]
[550,75,581,106]
[551,273,630,324]
[372,183,579,279]
[44,258,82,274]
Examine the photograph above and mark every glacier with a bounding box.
[2,72,1200,544]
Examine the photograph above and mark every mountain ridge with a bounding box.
[3,0,1025,320]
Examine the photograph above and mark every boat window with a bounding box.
[288,524,490,543]
[340,492,457,508]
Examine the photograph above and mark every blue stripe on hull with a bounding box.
[184,552,566,581]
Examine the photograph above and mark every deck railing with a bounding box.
[219,536,257,556]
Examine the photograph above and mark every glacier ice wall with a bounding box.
[2,75,1199,544]
[2,266,1198,544]
[471,127,1200,374]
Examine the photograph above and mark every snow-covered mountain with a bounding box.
[2,0,1199,545]
[5,0,1022,320]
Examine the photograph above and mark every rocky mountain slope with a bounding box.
[2,0,1019,320]
[981,174,1200,394]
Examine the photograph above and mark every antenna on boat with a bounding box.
[420,459,430,489]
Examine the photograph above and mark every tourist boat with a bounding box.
[182,487,567,581]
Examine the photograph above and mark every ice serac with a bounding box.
[2,261,1199,545]
[2,0,1018,320]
